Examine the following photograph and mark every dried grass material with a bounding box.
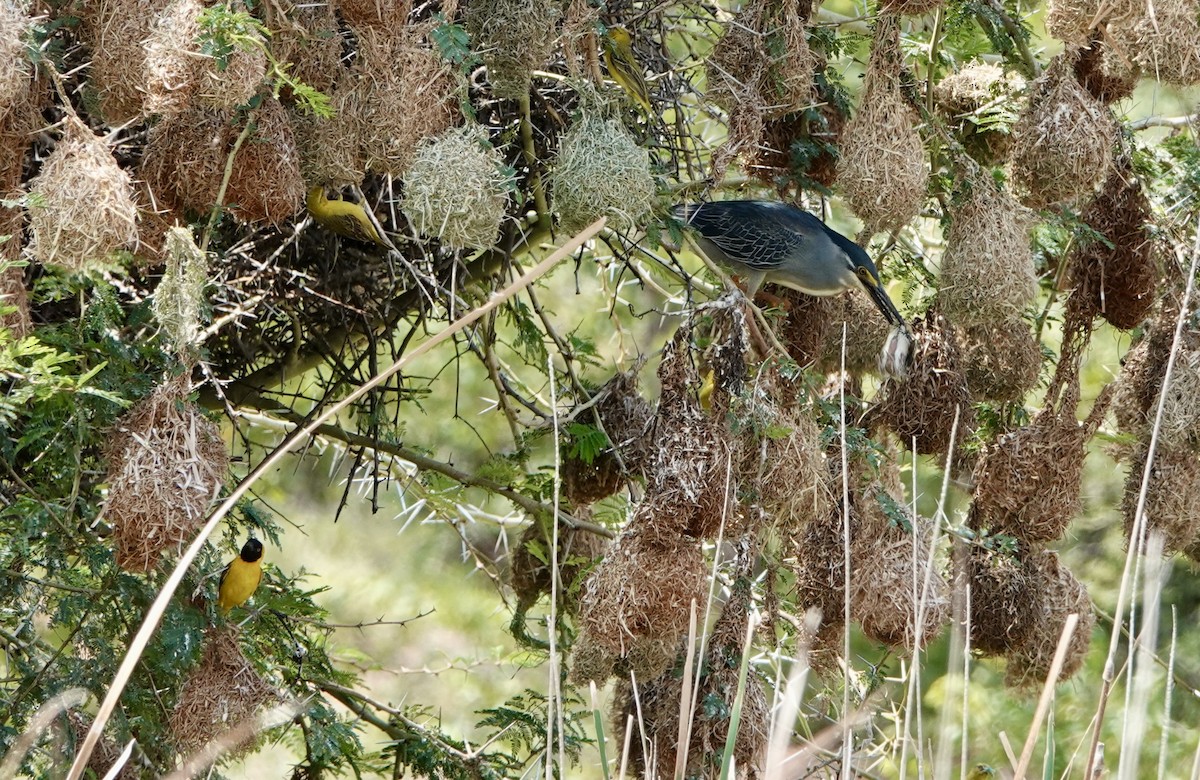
[291,99,365,187]
[223,97,306,224]
[0,259,28,338]
[1112,336,1153,435]
[575,528,706,679]
[775,288,837,367]
[353,25,458,177]
[551,112,656,235]
[868,314,972,456]
[154,226,209,351]
[103,375,228,572]
[934,62,1024,164]
[1122,443,1200,554]
[66,712,140,780]
[27,117,139,270]
[971,385,1113,544]
[144,0,267,115]
[707,0,814,120]
[758,92,847,188]
[83,0,171,122]
[142,107,233,215]
[1046,0,1103,47]
[837,14,928,234]
[1008,55,1115,210]
[1069,162,1159,329]
[593,369,655,475]
[937,176,1036,325]
[816,292,893,375]
[1005,551,1093,687]
[1073,36,1140,103]
[964,542,1035,655]
[402,126,509,250]
[268,0,343,94]
[339,0,410,29]
[464,0,560,99]
[0,0,30,116]
[1129,0,1200,85]
[879,0,943,15]
[1157,349,1200,449]
[510,520,609,611]
[791,494,848,642]
[170,627,276,757]
[960,317,1042,402]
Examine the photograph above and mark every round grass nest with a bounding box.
[142,107,234,216]
[707,0,814,121]
[550,111,656,235]
[509,520,609,612]
[757,91,847,188]
[1008,54,1115,210]
[1073,35,1140,103]
[1110,299,1196,436]
[837,14,928,234]
[267,0,343,94]
[103,375,228,572]
[340,0,411,29]
[1,196,29,338]
[27,117,139,271]
[1122,442,1200,555]
[144,0,266,115]
[591,369,655,476]
[1004,550,1094,688]
[401,125,509,251]
[1127,0,1200,85]
[153,226,210,352]
[1069,161,1159,330]
[67,712,141,780]
[292,96,366,188]
[82,0,172,122]
[963,542,1036,655]
[1155,348,1200,449]
[867,313,973,456]
[959,316,1043,402]
[934,62,1024,164]
[0,0,30,116]
[816,292,893,375]
[169,626,278,758]
[223,97,306,224]
[937,175,1036,325]
[775,287,838,367]
[464,0,560,99]
[790,489,850,644]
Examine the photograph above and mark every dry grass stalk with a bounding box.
[223,97,306,224]
[27,117,139,270]
[1122,442,1200,554]
[103,375,228,571]
[551,110,656,235]
[83,0,172,122]
[837,13,928,234]
[464,0,560,99]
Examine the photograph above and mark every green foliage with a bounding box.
[565,422,608,464]
[196,3,266,68]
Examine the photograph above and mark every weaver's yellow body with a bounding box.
[602,27,653,114]
[306,186,395,250]
[217,539,264,613]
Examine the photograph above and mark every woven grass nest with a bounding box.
[1122,442,1200,555]
[1073,35,1140,103]
[959,317,1043,402]
[816,292,893,375]
[509,521,609,613]
[82,0,172,122]
[934,62,1025,165]
[551,109,656,235]
[707,0,814,121]
[153,226,210,352]
[0,0,30,117]
[1124,0,1200,85]
[1002,550,1094,688]
[757,88,847,189]
[464,0,560,99]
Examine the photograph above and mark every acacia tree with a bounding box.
[2,0,1199,776]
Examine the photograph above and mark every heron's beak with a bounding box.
[861,276,907,331]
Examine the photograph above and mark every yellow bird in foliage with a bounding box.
[306,186,396,251]
[217,538,264,613]
[602,26,653,114]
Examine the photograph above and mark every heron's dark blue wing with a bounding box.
[675,201,823,272]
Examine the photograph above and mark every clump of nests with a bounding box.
[169,627,278,758]
[1008,54,1115,210]
[401,126,509,251]
[103,375,228,572]
[143,0,267,115]
[837,13,928,234]
[816,292,893,375]
[551,108,656,235]
[27,116,139,270]
[81,0,172,122]
[868,313,972,456]
[464,0,561,99]
[937,174,1036,326]
[958,317,1043,402]
[0,0,30,116]
[1069,160,1159,330]
[1122,442,1200,554]
[934,62,1025,164]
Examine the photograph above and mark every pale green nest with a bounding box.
[0,0,30,116]
[402,126,509,250]
[153,226,210,351]
[27,118,139,270]
[464,0,560,99]
[551,114,655,235]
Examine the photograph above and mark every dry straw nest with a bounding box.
[816,291,893,375]
[223,97,306,225]
[144,0,267,115]
[153,226,209,351]
[1004,550,1094,687]
[1008,54,1115,210]
[27,117,139,271]
[757,89,848,188]
[509,520,609,612]
[1069,161,1159,330]
[937,175,1036,326]
[707,0,815,121]
[0,0,30,116]
[339,0,412,29]
[1073,36,1140,103]
[1156,348,1200,449]
[959,317,1043,402]
[267,0,343,94]
[103,375,228,572]
[67,712,140,780]
[82,0,172,122]
[1126,0,1200,85]
[170,627,277,757]
[142,107,235,216]
[1122,442,1200,554]
[292,95,366,188]
[837,14,928,235]
[464,0,560,99]
[964,542,1036,655]
[551,111,656,235]
[868,313,973,456]
[1111,299,1199,437]
[402,125,509,251]
[591,369,655,475]
[775,288,838,367]
[934,62,1024,164]
[879,0,944,15]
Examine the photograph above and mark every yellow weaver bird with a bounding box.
[217,538,264,613]
[306,186,396,251]
[602,26,653,114]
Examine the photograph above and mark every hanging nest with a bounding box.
[867,313,973,457]
[66,712,142,780]
[934,62,1025,165]
[937,174,1036,325]
[1110,299,1196,437]
[551,110,656,235]
[959,317,1043,402]
[142,107,234,216]
[1068,160,1159,330]
[27,116,139,271]
[0,0,30,116]
[816,292,893,375]
[1122,442,1200,555]
[1,190,28,338]
[561,370,655,507]
[339,0,411,29]
[153,226,209,352]
[464,0,560,99]
[509,519,609,613]
[82,0,172,122]
[879,0,944,15]
[758,85,848,189]
[169,627,278,758]
[1008,54,1115,210]
[1155,349,1200,449]
[292,94,366,188]
[267,0,344,94]
[223,97,306,225]
[103,375,228,572]
[836,14,928,235]
[707,0,815,121]
[353,24,458,178]
[791,488,849,659]
[401,125,509,251]
[1073,34,1140,103]
[774,287,838,367]
[1004,550,1094,688]
[144,0,267,115]
[1128,0,1200,85]
[963,542,1036,655]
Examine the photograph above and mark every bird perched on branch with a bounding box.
[602,26,653,114]
[306,186,396,250]
[217,538,264,613]
[674,200,913,376]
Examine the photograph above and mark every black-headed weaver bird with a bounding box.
[306,185,396,250]
[217,538,264,613]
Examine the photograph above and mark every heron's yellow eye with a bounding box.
[856,266,879,286]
